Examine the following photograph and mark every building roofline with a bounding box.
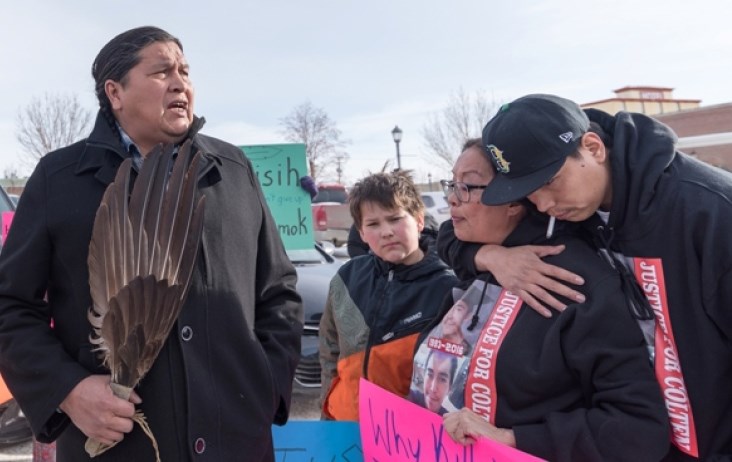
[581,97,701,107]
[613,85,675,92]
[654,101,732,116]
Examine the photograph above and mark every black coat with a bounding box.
[434,213,670,461]
[0,113,303,461]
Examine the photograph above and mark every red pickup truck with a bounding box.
[311,183,352,246]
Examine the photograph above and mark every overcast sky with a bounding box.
[1,0,729,184]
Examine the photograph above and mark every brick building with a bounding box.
[582,86,700,116]
[655,103,732,171]
[582,87,732,171]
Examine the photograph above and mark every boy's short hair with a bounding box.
[349,170,425,229]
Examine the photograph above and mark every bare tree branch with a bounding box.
[421,88,499,171]
[279,101,350,183]
[15,93,92,171]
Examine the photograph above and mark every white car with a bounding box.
[421,191,450,224]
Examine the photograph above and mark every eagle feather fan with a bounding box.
[86,140,205,460]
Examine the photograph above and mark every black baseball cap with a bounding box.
[480,94,589,205]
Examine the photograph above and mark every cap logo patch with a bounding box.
[558,132,574,143]
[487,145,510,173]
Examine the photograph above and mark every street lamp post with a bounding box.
[335,156,344,184]
[391,125,403,170]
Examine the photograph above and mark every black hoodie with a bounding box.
[582,109,732,461]
[426,212,669,461]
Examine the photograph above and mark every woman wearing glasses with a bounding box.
[407,139,670,461]
[438,185,588,318]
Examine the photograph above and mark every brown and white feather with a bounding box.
[87,140,205,388]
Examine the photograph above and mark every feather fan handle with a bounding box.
[84,383,161,462]
[86,142,206,460]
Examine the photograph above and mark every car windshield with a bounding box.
[286,247,329,265]
[0,190,14,213]
[312,189,348,204]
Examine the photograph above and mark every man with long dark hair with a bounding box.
[0,26,303,461]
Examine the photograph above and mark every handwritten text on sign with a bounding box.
[358,378,545,462]
[272,420,363,462]
[241,143,314,250]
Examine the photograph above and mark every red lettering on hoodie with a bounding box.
[635,258,698,457]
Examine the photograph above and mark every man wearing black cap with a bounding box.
[480,93,732,461]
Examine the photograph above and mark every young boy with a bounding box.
[319,171,457,420]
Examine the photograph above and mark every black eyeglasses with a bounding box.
[440,180,488,204]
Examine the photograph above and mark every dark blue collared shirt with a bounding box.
[117,125,179,173]
[117,125,144,171]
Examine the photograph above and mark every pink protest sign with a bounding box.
[2,212,14,244]
[359,378,545,462]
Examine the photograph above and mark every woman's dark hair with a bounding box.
[462,137,483,152]
[462,138,495,168]
[91,26,183,129]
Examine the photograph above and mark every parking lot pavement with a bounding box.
[0,440,31,461]
[0,386,321,459]
[291,385,321,420]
